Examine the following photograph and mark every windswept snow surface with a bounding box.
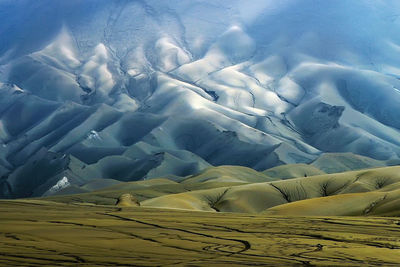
[1,0,400,197]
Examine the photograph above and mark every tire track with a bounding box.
[100,212,251,254]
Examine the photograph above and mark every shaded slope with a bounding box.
[311,153,388,173]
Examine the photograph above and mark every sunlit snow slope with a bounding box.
[1,0,400,197]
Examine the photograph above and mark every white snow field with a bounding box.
[1,0,400,197]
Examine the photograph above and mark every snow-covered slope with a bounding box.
[1,0,400,197]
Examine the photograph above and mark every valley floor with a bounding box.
[1,200,400,266]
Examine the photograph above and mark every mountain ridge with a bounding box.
[1,0,400,197]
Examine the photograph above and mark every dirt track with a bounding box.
[1,200,400,266]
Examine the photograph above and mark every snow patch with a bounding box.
[49,177,70,193]
[113,94,140,112]
[155,37,191,72]
[211,25,256,64]
[12,84,24,93]
[127,69,139,77]
[40,27,81,69]
[87,130,101,140]
[79,43,115,96]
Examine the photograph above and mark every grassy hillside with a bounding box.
[263,190,400,217]
[262,163,326,179]
[42,165,277,205]
[39,162,400,217]
[141,166,400,215]
[1,200,400,266]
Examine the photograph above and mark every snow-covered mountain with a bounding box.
[2,0,400,198]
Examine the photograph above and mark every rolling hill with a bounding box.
[35,162,400,217]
